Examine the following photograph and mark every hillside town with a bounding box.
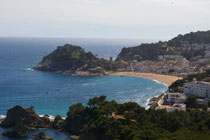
[118,42,210,76]
[115,41,210,112]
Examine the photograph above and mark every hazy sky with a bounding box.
[0,0,210,39]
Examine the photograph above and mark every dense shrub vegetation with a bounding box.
[116,42,166,61]
[64,96,210,140]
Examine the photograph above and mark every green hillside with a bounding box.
[116,30,210,61]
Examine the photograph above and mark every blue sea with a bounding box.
[0,37,167,140]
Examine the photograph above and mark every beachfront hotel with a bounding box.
[184,78,210,98]
[164,92,186,104]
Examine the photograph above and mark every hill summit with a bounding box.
[32,44,117,75]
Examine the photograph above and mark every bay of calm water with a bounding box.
[0,37,167,140]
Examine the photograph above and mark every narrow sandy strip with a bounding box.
[108,72,182,87]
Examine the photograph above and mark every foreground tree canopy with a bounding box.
[64,96,210,140]
[1,96,210,139]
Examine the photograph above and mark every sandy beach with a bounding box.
[109,72,182,87]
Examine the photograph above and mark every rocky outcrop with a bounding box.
[32,132,54,140]
[0,104,115,139]
[52,115,64,131]
[0,106,52,129]
[0,106,52,138]
[32,44,118,76]
[2,123,29,138]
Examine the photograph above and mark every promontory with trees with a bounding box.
[32,44,125,76]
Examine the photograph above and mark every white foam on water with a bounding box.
[26,68,34,71]
[39,114,55,120]
[39,114,66,120]
[145,89,168,109]
[152,80,168,87]
[82,83,89,86]
[0,114,6,121]
[82,82,97,86]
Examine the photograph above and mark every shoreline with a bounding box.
[108,71,182,108]
[108,71,182,87]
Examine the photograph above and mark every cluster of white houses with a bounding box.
[164,92,187,103]
[184,78,210,98]
[155,78,210,112]
[155,92,187,112]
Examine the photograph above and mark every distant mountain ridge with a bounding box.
[168,30,210,47]
[117,30,210,61]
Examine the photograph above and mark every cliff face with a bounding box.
[33,44,117,75]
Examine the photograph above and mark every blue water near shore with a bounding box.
[0,37,167,139]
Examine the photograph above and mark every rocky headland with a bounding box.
[32,44,123,76]
[0,106,63,138]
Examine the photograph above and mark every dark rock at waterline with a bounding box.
[32,132,54,140]
[2,123,29,138]
[52,115,64,131]
[0,106,72,139]
[0,106,52,129]
[1,105,37,127]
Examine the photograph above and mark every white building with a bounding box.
[184,79,210,98]
[164,92,186,104]
[155,104,186,112]
[204,51,210,58]
[158,55,184,61]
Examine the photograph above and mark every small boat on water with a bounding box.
[55,88,60,91]
[46,90,50,94]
